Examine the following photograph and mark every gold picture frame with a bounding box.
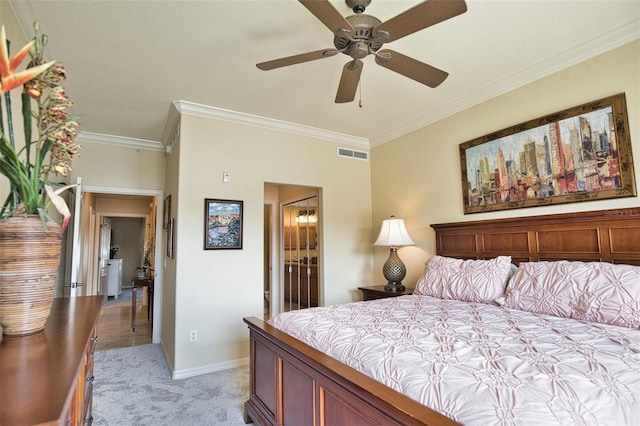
[460,93,636,214]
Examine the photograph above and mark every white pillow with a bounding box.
[414,255,513,304]
[502,261,640,328]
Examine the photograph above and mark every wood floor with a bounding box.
[96,290,152,351]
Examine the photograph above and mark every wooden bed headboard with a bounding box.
[431,207,640,266]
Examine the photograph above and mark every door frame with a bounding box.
[79,185,164,344]
[264,201,278,318]
[68,176,83,297]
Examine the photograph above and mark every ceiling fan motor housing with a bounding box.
[256,0,468,103]
[334,14,383,60]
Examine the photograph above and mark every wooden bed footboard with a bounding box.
[243,316,459,426]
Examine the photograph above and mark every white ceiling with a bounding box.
[9,0,640,148]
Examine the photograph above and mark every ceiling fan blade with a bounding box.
[335,60,363,103]
[375,49,448,88]
[299,0,356,36]
[373,0,467,43]
[257,49,337,71]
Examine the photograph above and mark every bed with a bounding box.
[243,208,640,425]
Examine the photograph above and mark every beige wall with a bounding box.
[371,40,640,287]
[169,113,372,373]
[70,142,165,190]
[162,119,180,371]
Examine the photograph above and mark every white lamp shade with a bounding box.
[374,217,415,247]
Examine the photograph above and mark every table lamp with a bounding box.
[374,216,415,291]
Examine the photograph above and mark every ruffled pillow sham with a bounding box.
[501,260,640,328]
[414,255,513,304]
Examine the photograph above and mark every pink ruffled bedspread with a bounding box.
[269,295,640,425]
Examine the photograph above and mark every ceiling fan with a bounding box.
[256,0,467,103]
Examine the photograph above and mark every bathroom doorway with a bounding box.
[282,196,319,312]
[263,183,321,319]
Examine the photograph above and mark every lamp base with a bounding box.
[384,282,405,292]
[381,247,407,292]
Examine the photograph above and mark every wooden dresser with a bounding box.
[0,295,103,426]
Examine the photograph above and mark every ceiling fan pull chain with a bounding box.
[359,76,363,108]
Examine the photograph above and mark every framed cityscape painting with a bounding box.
[460,93,636,214]
[204,199,243,249]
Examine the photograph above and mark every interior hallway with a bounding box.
[96,290,152,351]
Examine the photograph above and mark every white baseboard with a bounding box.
[171,356,249,380]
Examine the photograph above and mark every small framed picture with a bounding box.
[163,195,171,229]
[204,199,243,250]
[167,219,175,259]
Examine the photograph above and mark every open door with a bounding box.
[69,176,83,297]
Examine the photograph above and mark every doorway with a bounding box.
[72,185,163,345]
[108,216,147,294]
[97,216,151,350]
[263,183,321,319]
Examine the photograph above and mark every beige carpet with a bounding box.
[93,344,249,425]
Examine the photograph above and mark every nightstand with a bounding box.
[358,285,413,301]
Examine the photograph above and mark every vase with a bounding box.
[0,216,62,336]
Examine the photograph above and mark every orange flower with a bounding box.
[0,25,54,94]
[25,80,42,99]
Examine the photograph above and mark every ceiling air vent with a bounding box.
[337,147,369,161]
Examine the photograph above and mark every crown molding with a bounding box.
[12,0,636,150]
[77,132,165,152]
[173,100,369,149]
[10,1,167,153]
[369,19,640,147]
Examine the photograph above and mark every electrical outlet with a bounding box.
[189,329,198,343]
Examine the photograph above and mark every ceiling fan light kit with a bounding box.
[256,0,467,103]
